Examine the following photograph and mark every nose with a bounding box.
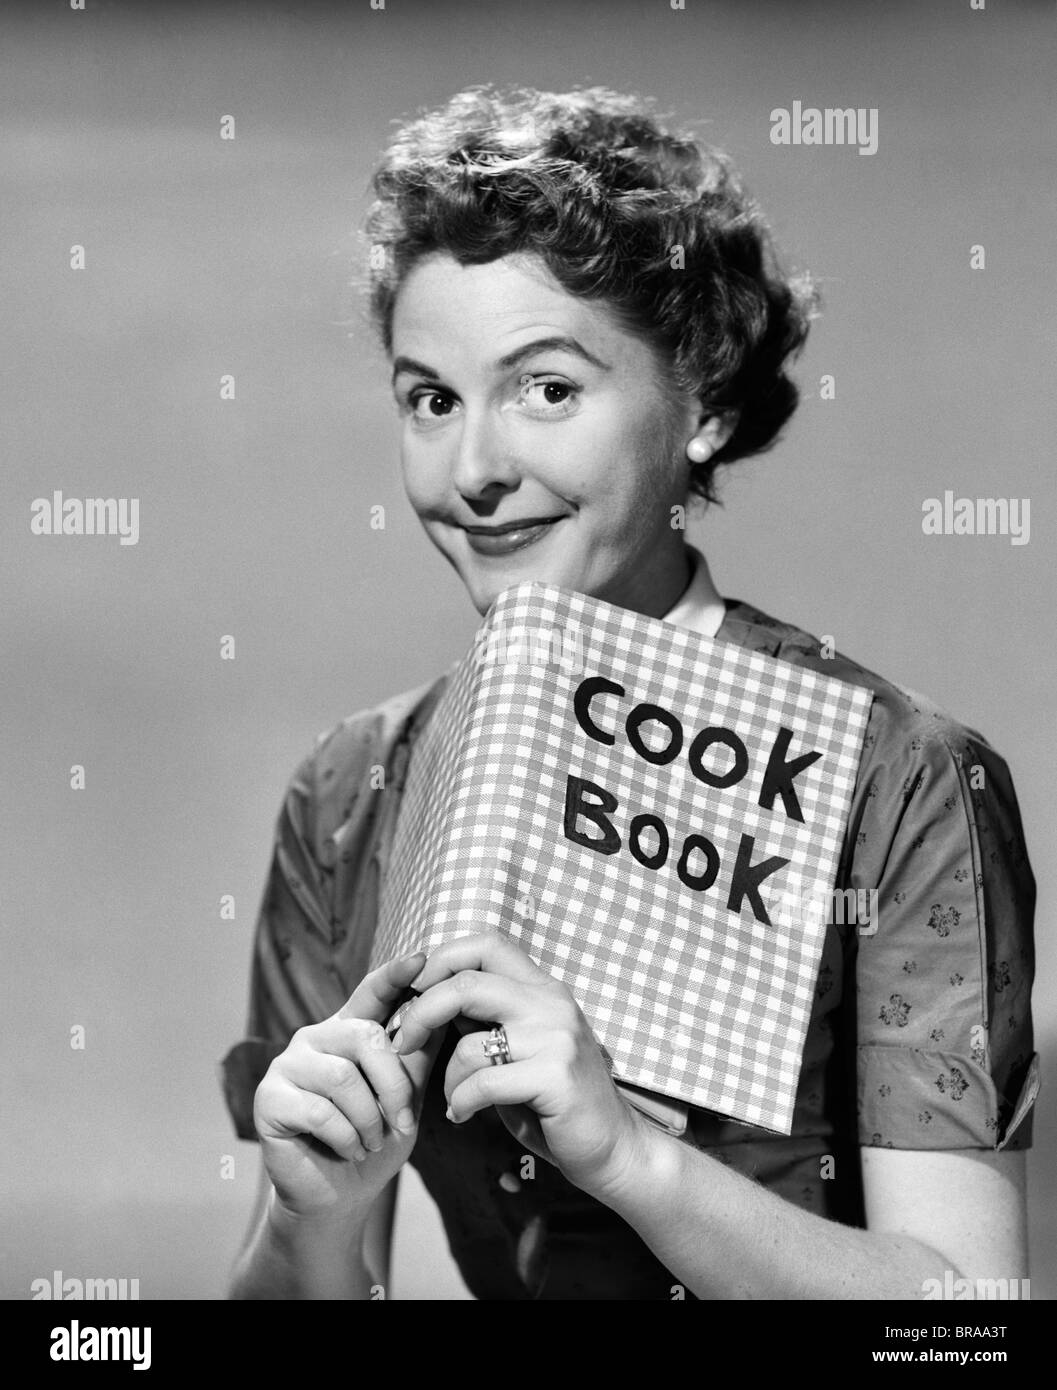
[449,407,521,500]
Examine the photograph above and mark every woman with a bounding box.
[220,86,1037,1300]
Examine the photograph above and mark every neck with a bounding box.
[618,544,694,622]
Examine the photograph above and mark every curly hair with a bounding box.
[363,85,818,503]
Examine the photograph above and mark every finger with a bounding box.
[327,1061,390,1151]
[257,1085,368,1162]
[496,1103,552,1167]
[394,972,531,1055]
[447,1060,537,1124]
[439,1028,539,1112]
[337,951,428,1025]
[280,1032,392,1150]
[444,1027,533,1099]
[307,1017,418,1138]
[298,1017,448,1133]
[399,1018,450,1094]
[356,1036,417,1136]
[304,1014,398,1069]
[409,931,546,992]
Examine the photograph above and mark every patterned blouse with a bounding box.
[219,597,1038,1300]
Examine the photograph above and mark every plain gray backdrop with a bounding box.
[2,0,1053,1299]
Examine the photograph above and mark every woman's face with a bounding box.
[389,252,699,619]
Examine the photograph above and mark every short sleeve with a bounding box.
[217,741,358,1139]
[852,714,1038,1152]
[216,678,449,1141]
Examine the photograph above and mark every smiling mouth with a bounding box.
[460,515,565,557]
[461,516,565,535]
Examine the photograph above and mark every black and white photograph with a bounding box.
[2,0,1053,1345]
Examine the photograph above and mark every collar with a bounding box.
[660,543,726,639]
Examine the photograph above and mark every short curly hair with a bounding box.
[363,85,817,503]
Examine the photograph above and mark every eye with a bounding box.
[517,374,579,416]
[407,389,457,421]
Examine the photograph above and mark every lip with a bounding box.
[461,515,565,557]
[462,516,565,535]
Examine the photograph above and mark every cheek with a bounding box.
[556,445,675,532]
[613,405,683,505]
[562,399,672,496]
[400,450,439,512]
[642,402,686,489]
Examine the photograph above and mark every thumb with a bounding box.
[336,951,427,1025]
[401,1021,450,1095]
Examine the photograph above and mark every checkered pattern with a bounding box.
[373,583,873,1134]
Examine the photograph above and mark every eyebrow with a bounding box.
[390,335,612,386]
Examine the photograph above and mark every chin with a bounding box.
[472,577,517,614]
[463,578,519,618]
[453,543,583,612]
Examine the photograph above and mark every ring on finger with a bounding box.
[483,1023,512,1065]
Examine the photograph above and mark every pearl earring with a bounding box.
[687,438,710,463]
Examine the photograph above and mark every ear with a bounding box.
[686,409,739,463]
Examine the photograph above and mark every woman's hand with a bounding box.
[253,951,444,1222]
[392,931,653,1204]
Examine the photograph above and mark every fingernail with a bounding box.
[445,1105,457,1123]
[353,1144,368,1162]
[390,1027,404,1052]
[395,1108,415,1134]
[365,1137,383,1153]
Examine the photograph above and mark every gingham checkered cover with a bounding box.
[373,582,873,1133]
